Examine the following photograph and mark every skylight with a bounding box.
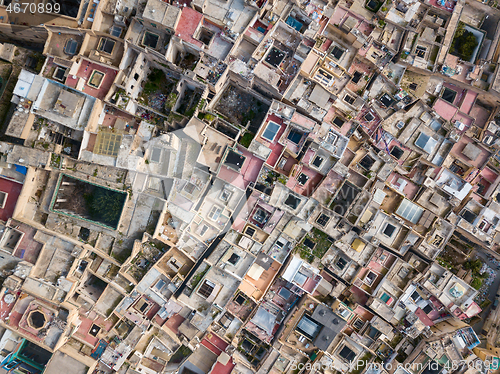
[415,133,438,154]
[262,121,280,142]
[396,199,424,224]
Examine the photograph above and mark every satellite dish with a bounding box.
[4,294,15,304]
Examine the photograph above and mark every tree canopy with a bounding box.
[450,22,479,61]
[84,188,126,228]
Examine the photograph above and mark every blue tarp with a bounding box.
[286,16,303,32]
[14,165,27,175]
[91,340,108,359]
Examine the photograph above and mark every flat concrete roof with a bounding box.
[45,351,89,374]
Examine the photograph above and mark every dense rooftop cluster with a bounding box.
[1,0,500,373]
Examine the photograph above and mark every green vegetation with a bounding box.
[464,258,482,274]
[277,175,288,184]
[168,112,185,124]
[437,257,454,270]
[241,109,256,126]
[142,68,164,96]
[239,132,255,148]
[471,278,483,290]
[50,153,61,168]
[190,266,210,290]
[299,247,314,263]
[106,264,120,279]
[35,56,45,73]
[165,92,178,110]
[84,188,126,228]
[198,112,217,122]
[168,346,192,364]
[389,333,403,349]
[296,228,333,263]
[464,258,487,290]
[450,22,479,62]
[0,66,18,138]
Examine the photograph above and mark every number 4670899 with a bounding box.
[6,2,60,13]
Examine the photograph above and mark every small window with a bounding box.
[198,279,215,299]
[297,173,309,186]
[364,271,377,286]
[220,189,232,202]
[312,156,323,168]
[409,82,418,91]
[390,146,404,160]
[64,39,78,55]
[333,117,345,127]
[134,73,139,80]
[234,294,246,305]
[52,66,67,81]
[262,121,281,142]
[429,234,443,246]
[142,31,160,48]
[364,112,374,122]
[415,46,426,58]
[97,38,115,54]
[442,87,457,104]
[197,27,215,45]
[219,312,234,328]
[245,226,256,236]
[336,257,348,270]
[423,304,433,314]
[411,291,421,302]
[331,46,344,60]
[383,224,396,237]
[344,95,355,105]
[227,253,240,265]
[88,70,105,88]
[351,71,363,83]
[352,318,364,330]
[110,25,123,37]
[316,214,330,227]
[198,224,209,236]
[287,130,303,145]
[208,206,222,221]
[284,194,300,209]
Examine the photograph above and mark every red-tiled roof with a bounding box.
[164,313,185,335]
[66,60,118,100]
[0,177,22,222]
[415,307,435,326]
[175,7,203,48]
